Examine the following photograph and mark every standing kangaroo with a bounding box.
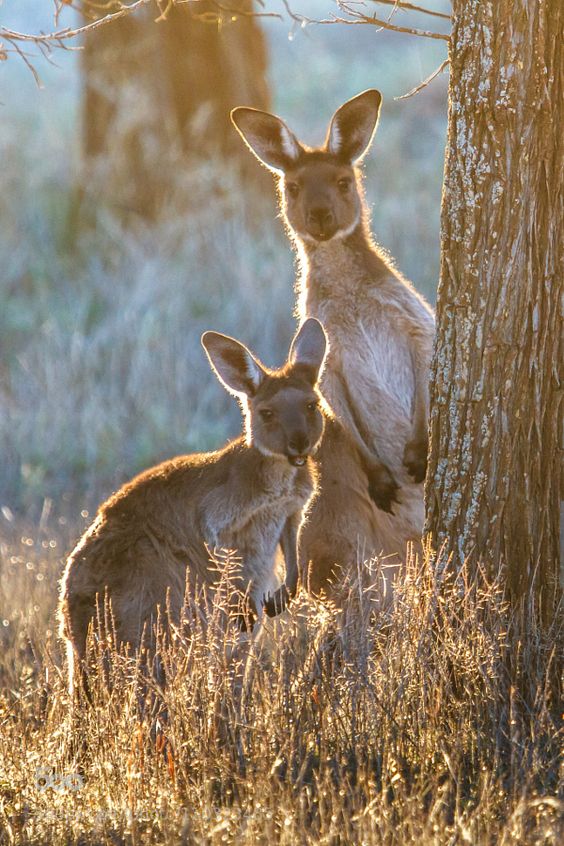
[232,90,435,598]
[59,318,327,697]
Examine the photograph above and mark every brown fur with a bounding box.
[232,90,435,600]
[59,320,327,696]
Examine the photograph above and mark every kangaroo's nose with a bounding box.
[307,207,334,229]
[288,434,310,454]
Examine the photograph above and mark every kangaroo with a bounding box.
[59,318,327,699]
[231,90,435,599]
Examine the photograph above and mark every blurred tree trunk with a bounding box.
[425,0,563,623]
[81,1,270,218]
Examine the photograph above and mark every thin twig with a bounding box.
[332,1,450,40]
[395,57,449,100]
[279,2,449,41]
[2,0,280,47]
[280,0,308,25]
[2,0,449,79]
[367,1,451,21]
[8,39,44,86]
[176,0,282,20]
[1,1,151,46]
[1,0,282,80]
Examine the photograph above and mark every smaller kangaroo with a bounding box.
[59,318,327,699]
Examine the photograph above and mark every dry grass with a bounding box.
[0,511,561,845]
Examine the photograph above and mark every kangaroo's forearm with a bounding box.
[412,373,429,442]
[280,513,300,594]
[322,369,379,465]
[402,346,432,483]
[263,513,301,618]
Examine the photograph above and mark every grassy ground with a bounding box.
[0,525,561,844]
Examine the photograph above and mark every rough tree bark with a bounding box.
[425,0,563,621]
[81,1,270,217]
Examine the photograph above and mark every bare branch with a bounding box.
[7,39,44,87]
[395,58,449,100]
[1,1,151,47]
[280,0,307,24]
[0,0,282,80]
[367,1,451,22]
[175,0,282,21]
[1,0,449,81]
[328,2,450,41]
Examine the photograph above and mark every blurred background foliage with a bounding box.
[0,0,449,515]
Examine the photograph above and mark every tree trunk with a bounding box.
[425,0,563,622]
[81,1,270,218]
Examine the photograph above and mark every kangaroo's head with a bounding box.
[231,90,381,244]
[202,319,327,466]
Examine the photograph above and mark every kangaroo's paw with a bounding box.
[263,584,291,618]
[236,597,258,632]
[403,439,428,484]
[367,463,400,514]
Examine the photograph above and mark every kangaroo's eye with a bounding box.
[338,177,351,193]
[286,182,300,198]
[307,401,318,412]
[260,409,273,421]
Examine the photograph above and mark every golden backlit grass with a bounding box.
[0,514,561,845]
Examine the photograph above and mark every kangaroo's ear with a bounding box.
[289,318,328,384]
[326,89,382,163]
[202,332,266,397]
[231,107,302,173]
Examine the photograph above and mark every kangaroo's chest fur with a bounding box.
[201,452,315,597]
[298,236,435,474]
[212,459,311,546]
